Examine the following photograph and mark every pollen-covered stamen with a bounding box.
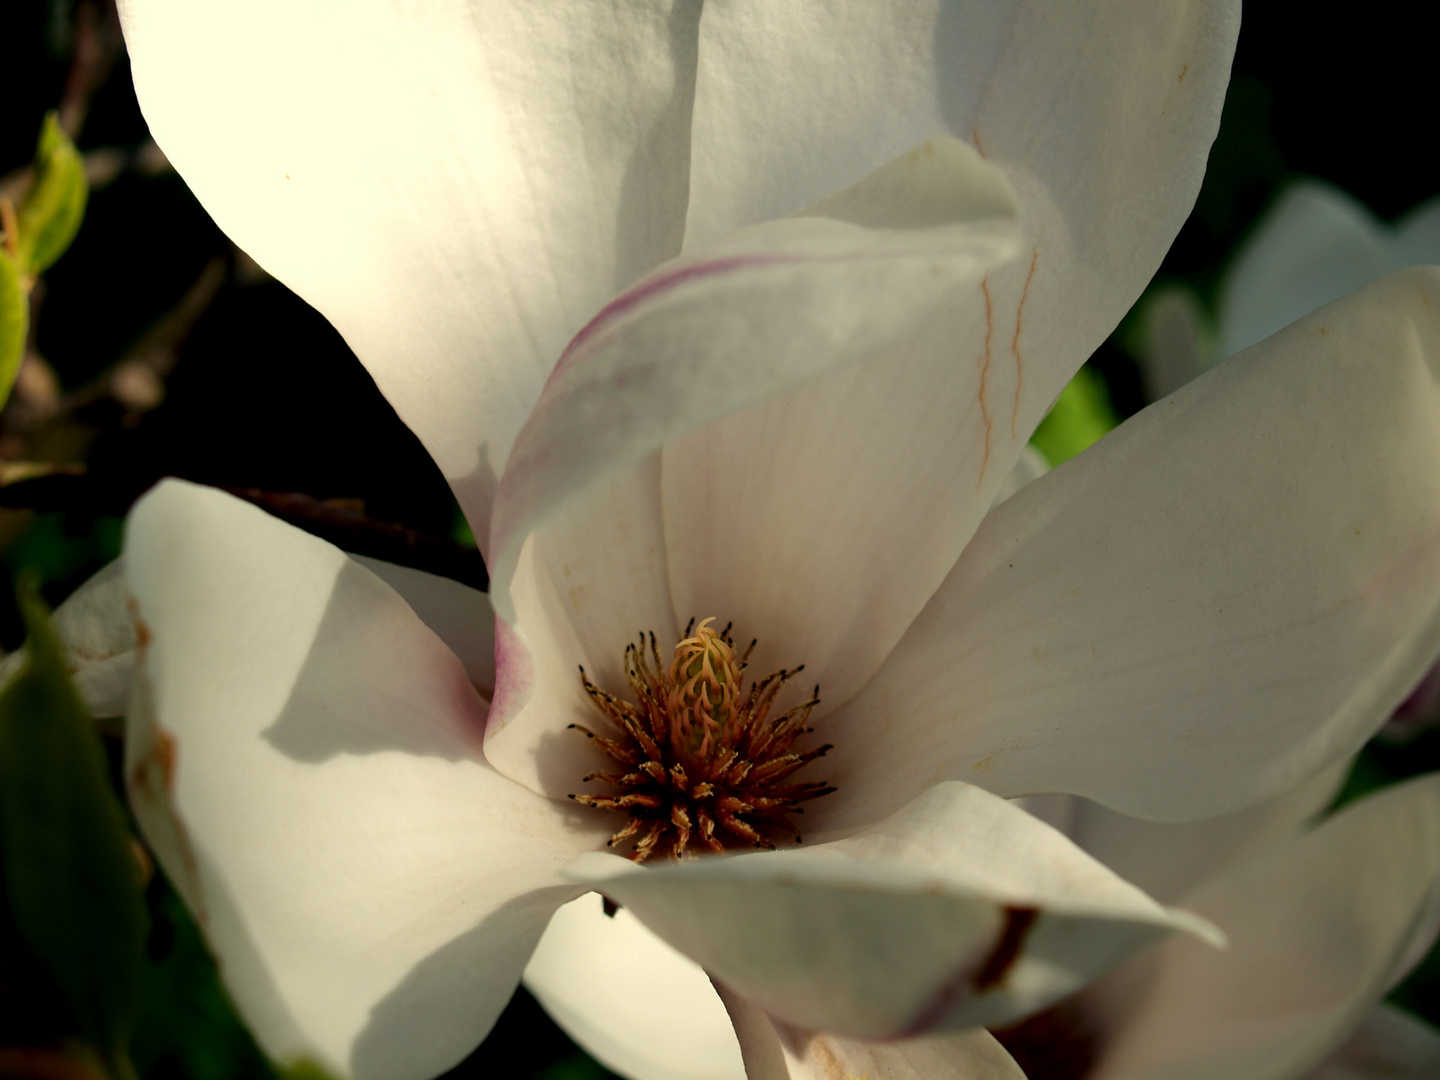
[568,618,836,861]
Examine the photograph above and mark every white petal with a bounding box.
[118,0,704,545]
[821,268,1440,827]
[1071,757,1350,905]
[0,558,135,717]
[484,457,682,796]
[656,300,1041,714]
[567,782,1218,1040]
[351,556,495,698]
[1135,285,1215,402]
[991,445,1051,511]
[688,0,1237,469]
[1220,181,1396,356]
[714,980,1026,1080]
[489,137,1019,619]
[123,481,605,1080]
[1303,1005,1440,1080]
[1084,774,1440,1080]
[524,892,744,1080]
[1394,196,1440,268]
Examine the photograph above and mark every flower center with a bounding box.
[568,617,836,861]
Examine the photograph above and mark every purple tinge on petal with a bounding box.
[487,616,536,738]
[549,255,801,384]
[1383,657,1440,744]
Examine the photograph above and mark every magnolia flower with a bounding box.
[97,1,1440,1078]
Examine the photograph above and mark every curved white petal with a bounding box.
[568,782,1218,1041]
[1220,182,1399,357]
[991,445,1050,510]
[0,558,135,717]
[1083,774,1440,1080]
[123,481,605,1080]
[1071,757,1350,905]
[1135,285,1215,402]
[1394,197,1440,269]
[688,0,1237,458]
[1303,1005,1440,1080]
[524,892,744,1080]
[821,268,1440,827]
[486,140,1021,793]
[118,0,705,545]
[351,556,495,698]
[715,980,1025,1080]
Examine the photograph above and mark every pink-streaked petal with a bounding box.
[820,268,1440,828]
[1082,774,1440,1080]
[488,137,1019,624]
[0,558,134,717]
[485,457,681,793]
[118,0,705,547]
[567,782,1218,1040]
[524,892,744,1080]
[485,141,1021,794]
[123,481,605,1080]
[1303,1005,1440,1080]
[714,979,1026,1080]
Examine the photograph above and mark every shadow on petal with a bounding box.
[262,560,490,763]
[350,883,585,1080]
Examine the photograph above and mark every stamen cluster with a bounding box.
[569,618,835,861]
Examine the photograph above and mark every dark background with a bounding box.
[1,3,1435,1077]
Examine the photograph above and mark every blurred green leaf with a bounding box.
[16,112,89,277]
[0,573,147,1072]
[0,250,25,405]
[277,1058,343,1080]
[1029,365,1119,467]
[131,882,280,1080]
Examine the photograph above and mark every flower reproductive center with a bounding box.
[569,617,836,861]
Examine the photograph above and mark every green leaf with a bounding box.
[278,1059,344,1080]
[1028,364,1119,467]
[16,112,89,277]
[0,572,148,1068]
[0,250,25,406]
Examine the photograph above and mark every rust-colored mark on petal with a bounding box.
[972,126,986,158]
[1010,248,1039,437]
[1178,63,1189,83]
[130,725,176,800]
[806,1038,846,1080]
[128,597,151,650]
[976,278,994,488]
[975,906,1039,990]
[896,905,1039,1038]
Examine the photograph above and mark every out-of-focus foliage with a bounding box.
[0,247,23,405]
[1029,365,1118,467]
[0,575,146,1077]
[14,113,89,278]
[1,112,88,405]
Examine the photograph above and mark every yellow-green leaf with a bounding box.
[0,572,148,1069]
[16,112,89,276]
[0,250,25,405]
[1029,364,1119,467]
